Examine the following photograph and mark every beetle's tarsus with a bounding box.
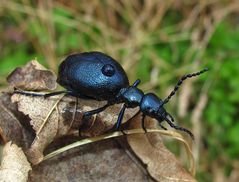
[120,130,127,135]
[159,123,167,130]
[166,112,174,122]
[164,117,194,139]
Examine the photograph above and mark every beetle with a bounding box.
[14,51,208,139]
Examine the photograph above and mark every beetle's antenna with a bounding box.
[162,68,208,105]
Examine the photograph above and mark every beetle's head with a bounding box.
[143,68,208,139]
[140,93,167,120]
[140,93,194,139]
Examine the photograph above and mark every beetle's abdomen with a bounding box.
[57,52,129,101]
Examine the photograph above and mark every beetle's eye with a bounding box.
[102,64,115,77]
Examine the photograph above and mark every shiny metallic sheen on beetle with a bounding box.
[14,51,208,139]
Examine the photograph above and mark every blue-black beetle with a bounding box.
[14,51,208,138]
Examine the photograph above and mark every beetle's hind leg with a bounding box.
[13,88,70,97]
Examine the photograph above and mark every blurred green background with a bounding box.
[1,0,239,181]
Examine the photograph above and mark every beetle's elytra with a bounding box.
[57,52,129,102]
[14,51,208,139]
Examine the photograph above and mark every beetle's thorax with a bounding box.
[117,86,144,107]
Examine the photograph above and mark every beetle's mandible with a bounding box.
[14,51,208,139]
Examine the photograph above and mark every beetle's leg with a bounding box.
[115,104,126,130]
[132,79,141,87]
[14,88,70,97]
[141,114,147,133]
[164,117,194,139]
[14,88,47,97]
[69,97,78,129]
[44,91,71,97]
[141,114,167,133]
[159,123,167,130]
[83,103,111,117]
[166,112,174,122]
[156,116,168,130]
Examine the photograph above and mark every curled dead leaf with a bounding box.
[7,60,57,91]
[11,93,138,164]
[0,142,32,182]
[29,139,150,182]
[126,114,196,182]
[4,60,196,181]
[0,97,24,146]
[41,119,196,181]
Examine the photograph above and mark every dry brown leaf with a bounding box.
[0,93,35,150]
[4,60,196,181]
[29,138,152,182]
[11,94,63,164]
[11,93,138,164]
[0,97,24,146]
[7,60,57,91]
[127,114,196,182]
[0,142,32,182]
